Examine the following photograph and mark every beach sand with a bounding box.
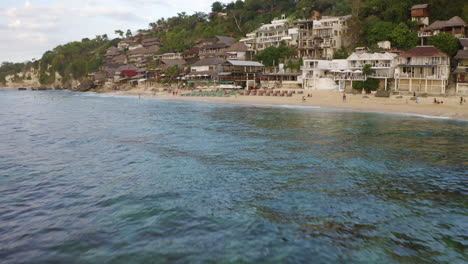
[110,88,468,121]
[2,85,466,120]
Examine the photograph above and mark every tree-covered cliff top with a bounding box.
[1,0,467,86]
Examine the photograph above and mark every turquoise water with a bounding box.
[0,90,467,263]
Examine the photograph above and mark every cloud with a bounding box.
[0,0,232,62]
[78,7,147,22]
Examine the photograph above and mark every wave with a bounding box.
[277,105,321,109]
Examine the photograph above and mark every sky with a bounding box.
[0,0,231,63]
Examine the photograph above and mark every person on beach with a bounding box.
[302,96,306,103]
[343,93,347,102]
[461,96,464,105]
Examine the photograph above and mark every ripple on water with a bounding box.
[0,90,467,263]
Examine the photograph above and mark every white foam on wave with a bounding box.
[278,105,321,109]
[398,113,453,120]
[245,103,321,110]
[76,92,133,98]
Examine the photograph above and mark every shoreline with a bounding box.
[109,89,468,121]
[3,87,468,121]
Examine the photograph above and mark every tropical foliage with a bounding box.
[428,33,461,57]
[254,43,296,67]
[37,35,117,85]
[2,0,466,85]
[0,61,38,85]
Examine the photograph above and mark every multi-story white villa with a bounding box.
[394,46,450,94]
[239,32,257,52]
[309,16,351,60]
[302,59,348,90]
[295,19,315,58]
[241,15,350,59]
[241,15,298,52]
[346,52,398,90]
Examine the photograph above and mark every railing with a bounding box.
[258,36,283,43]
[350,63,392,68]
[333,75,366,81]
[398,58,448,66]
[418,31,433,37]
[313,24,334,29]
[313,34,333,39]
[395,73,447,79]
[398,62,448,66]
[369,73,392,78]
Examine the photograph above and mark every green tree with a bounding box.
[165,65,180,80]
[114,30,124,38]
[254,43,296,67]
[366,21,394,45]
[363,64,373,76]
[428,33,460,57]
[296,0,315,19]
[333,48,349,59]
[125,29,133,38]
[389,23,418,50]
[211,1,225,13]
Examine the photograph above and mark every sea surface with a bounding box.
[0,90,467,263]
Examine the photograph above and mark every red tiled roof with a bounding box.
[398,46,448,57]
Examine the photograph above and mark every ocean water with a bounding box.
[0,90,467,263]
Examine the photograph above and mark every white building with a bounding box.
[346,52,398,90]
[241,15,298,52]
[394,46,450,94]
[309,16,351,59]
[302,59,348,90]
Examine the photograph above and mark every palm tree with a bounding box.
[114,30,124,38]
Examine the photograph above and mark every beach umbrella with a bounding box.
[354,70,363,73]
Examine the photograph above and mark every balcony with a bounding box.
[350,63,392,69]
[313,24,333,29]
[395,73,447,80]
[398,58,448,66]
[333,75,366,81]
[418,31,433,37]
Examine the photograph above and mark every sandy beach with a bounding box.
[110,88,468,121]
[2,85,467,120]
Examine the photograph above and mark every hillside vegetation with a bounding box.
[1,0,466,87]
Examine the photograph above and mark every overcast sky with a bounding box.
[0,0,231,63]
